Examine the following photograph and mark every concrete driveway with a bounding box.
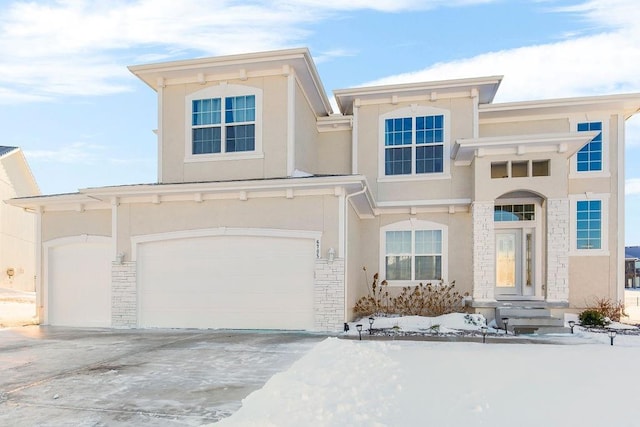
[0,326,325,426]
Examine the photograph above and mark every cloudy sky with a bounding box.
[1,0,640,243]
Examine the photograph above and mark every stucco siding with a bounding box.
[479,118,569,137]
[42,210,111,242]
[317,130,351,175]
[294,81,318,174]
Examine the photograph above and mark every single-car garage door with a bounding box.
[47,238,112,327]
[137,234,316,330]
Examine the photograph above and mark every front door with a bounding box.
[496,230,521,296]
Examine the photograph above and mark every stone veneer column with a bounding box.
[472,201,496,301]
[111,261,137,328]
[546,198,570,302]
[314,258,345,332]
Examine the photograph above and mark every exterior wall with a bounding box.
[314,258,345,330]
[41,210,111,242]
[479,118,568,137]
[160,76,289,183]
[356,98,475,203]
[0,152,39,291]
[346,210,474,314]
[317,130,351,175]
[345,202,364,321]
[294,81,318,174]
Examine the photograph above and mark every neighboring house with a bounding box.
[0,146,40,291]
[626,246,640,288]
[9,48,640,330]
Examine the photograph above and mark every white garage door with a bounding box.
[47,240,112,327]
[137,235,315,330]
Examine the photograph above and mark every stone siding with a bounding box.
[546,198,570,301]
[111,261,137,327]
[472,201,496,301]
[314,258,345,332]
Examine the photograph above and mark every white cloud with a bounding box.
[627,178,640,196]
[363,0,640,103]
[0,0,503,104]
[24,142,105,164]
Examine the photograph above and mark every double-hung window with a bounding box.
[383,109,447,177]
[576,122,602,172]
[192,95,256,155]
[382,220,447,283]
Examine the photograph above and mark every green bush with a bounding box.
[578,309,608,327]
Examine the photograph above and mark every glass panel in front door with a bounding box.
[496,230,521,295]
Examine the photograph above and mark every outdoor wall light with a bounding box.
[481,325,488,343]
[502,318,510,335]
[568,320,576,334]
[116,252,125,264]
[608,329,617,346]
[356,324,363,340]
[6,267,15,278]
[368,317,374,335]
[328,247,335,263]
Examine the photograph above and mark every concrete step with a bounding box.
[496,316,566,335]
[496,307,551,318]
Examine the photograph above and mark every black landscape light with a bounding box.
[356,324,363,340]
[481,326,488,343]
[568,320,576,334]
[501,317,509,335]
[608,329,617,346]
[368,317,374,334]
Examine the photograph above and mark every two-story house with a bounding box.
[10,48,640,331]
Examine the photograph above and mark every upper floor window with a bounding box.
[379,106,450,180]
[185,84,263,162]
[384,115,444,175]
[576,122,602,172]
[192,95,256,155]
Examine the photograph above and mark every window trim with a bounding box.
[569,117,610,178]
[378,105,451,181]
[184,84,263,162]
[379,219,448,286]
[569,193,610,256]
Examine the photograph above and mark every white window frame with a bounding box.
[185,83,264,162]
[379,219,448,286]
[378,105,451,182]
[569,193,610,256]
[569,116,610,179]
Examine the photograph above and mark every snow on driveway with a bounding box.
[216,333,640,426]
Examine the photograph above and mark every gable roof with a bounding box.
[129,47,333,116]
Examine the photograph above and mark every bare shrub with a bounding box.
[353,269,391,317]
[585,297,627,322]
[393,281,466,317]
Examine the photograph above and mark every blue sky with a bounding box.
[1,0,640,243]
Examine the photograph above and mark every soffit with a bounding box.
[334,75,503,115]
[129,47,332,116]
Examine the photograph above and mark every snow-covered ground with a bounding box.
[215,314,640,427]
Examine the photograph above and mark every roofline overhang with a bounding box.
[452,131,599,165]
[333,75,503,115]
[128,47,333,116]
[8,175,375,217]
[480,92,640,120]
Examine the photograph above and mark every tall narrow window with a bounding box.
[577,122,602,172]
[576,200,601,249]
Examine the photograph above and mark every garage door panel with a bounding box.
[138,234,315,330]
[48,241,111,327]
